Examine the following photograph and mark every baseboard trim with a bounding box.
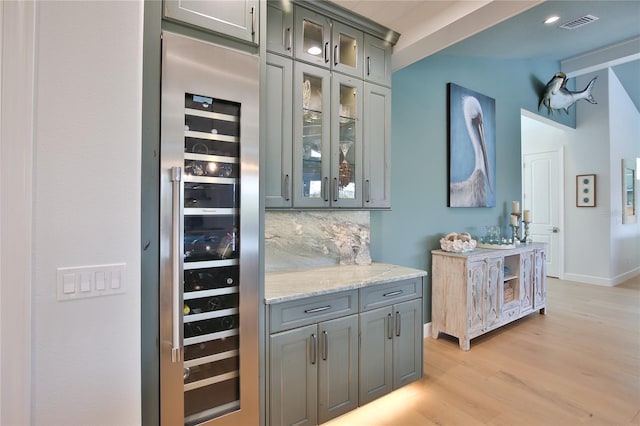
[423,322,431,339]
[563,267,640,287]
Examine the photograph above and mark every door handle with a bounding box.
[552,227,560,233]
[170,166,183,363]
[310,334,317,365]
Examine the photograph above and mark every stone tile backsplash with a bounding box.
[265,211,371,272]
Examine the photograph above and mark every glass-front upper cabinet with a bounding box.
[331,73,363,208]
[294,6,363,79]
[293,62,363,208]
[293,61,331,208]
[294,7,331,68]
[332,21,364,79]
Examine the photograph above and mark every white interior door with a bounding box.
[523,150,563,277]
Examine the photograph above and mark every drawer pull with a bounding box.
[383,290,403,298]
[304,305,331,314]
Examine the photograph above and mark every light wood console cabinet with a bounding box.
[431,243,547,351]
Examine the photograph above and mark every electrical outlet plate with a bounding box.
[56,263,126,301]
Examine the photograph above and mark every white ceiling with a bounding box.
[332,0,640,110]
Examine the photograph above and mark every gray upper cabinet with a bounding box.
[265,1,396,210]
[294,6,332,68]
[364,33,392,87]
[266,0,293,56]
[163,0,259,44]
[265,53,293,208]
[363,82,391,208]
[294,6,363,79]
[293,61,331,208]
[331,21,364,78]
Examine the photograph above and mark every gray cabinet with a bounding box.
[359,279,423,405]
[431,244,547,351]
[293,6,363,79]
[292,62,363,208]
[163,0,258,44]
[265,2,394,210]
[265,53,293,208]
[266,0,293,56]
[269,291,359,425]
[364,34,392,87]
[266,272,425,425]
[363,83,391,208]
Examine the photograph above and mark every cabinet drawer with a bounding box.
[270,290,358,333]
[359,277,423,312]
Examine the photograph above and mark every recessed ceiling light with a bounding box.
[544,15,560,24]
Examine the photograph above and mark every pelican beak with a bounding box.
[474,117,494,194]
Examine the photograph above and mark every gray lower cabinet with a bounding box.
[359,280,423,405]
[269,314,358,426]
[267,275,424,425]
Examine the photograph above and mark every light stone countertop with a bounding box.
[265,262,428,304]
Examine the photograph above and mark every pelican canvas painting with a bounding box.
[448,83,496,207]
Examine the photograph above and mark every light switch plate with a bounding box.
[57,263,126,301]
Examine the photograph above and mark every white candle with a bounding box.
[512,201,520,214]
[510,214,518,226]
[523,210,531,222]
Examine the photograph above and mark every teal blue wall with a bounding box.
[370,54,571,322]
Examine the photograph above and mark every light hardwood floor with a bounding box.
[326,276,640,426]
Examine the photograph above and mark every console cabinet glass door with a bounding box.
[293,61,331,208]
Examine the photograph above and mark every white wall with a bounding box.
[30,1,142,424]
[564,69,612,284]
[608,68,640,281]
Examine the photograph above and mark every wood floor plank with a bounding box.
[325,276,640,426]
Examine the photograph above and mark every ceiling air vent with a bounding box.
[559,14,599,30]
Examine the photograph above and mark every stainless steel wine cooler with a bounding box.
[159,31,260,426]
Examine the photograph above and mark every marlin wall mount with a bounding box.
[538,72,597,115]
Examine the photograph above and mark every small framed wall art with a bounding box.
[576,174,596,207]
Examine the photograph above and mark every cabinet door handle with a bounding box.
[365,179,370,203]
[322,330,328,360]
[334,44,338,66]
[395,311,401,336]
[323,177,329,202]
[304,305,331,314]
[367,56,371,76]
[170,166,183,363]
[324,42,329,63]
[250,6,256,37]
[333,177,339,202]
[387,313,393,340]
[383,290,403,297]
[310,334,317,365]
[283,174,290,201]
[285,27,292,51]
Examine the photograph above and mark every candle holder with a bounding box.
[522,220,532,243]
[510,224,520,244]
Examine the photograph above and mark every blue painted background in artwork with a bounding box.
[448,83,496,207]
